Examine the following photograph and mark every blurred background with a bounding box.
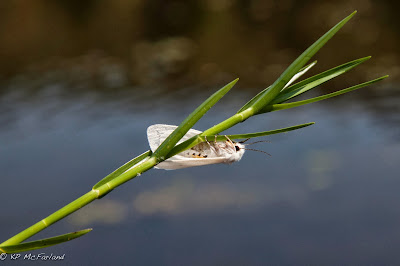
[0,0,399,265]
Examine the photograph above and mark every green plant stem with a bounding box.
[1,79,238,248]
[0,78,263,247]
[0,156,157,247]
[202,109,254,136]
[1,192,96,247]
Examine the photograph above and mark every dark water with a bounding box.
[0,1,399,265]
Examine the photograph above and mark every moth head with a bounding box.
[235,143,244,151]
[234,143,245,157]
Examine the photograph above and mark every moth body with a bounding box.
[147,124,245,170]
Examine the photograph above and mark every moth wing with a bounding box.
[156,157,228,170]
[147,124,202,152]
[147,124,177,152]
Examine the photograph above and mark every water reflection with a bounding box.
[69,199,128,227]
[132,177,307,215]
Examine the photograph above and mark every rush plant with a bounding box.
[0,11,387,253]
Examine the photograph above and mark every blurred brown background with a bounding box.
[0,0,397,87]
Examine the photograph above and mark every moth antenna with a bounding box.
[238,138,251,144]
[244,148,272,156]
[244,140,271,146]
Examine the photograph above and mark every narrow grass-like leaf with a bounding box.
[167,122,314,156]
[93,150,151,189]
[260,76,388,113]
[0,229,92,254]
[249,11,357,114]
[203,122,315,141]
[237,61,317,113]
[271,56,371,104]
[152,79,238,160]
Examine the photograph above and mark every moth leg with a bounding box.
[205,135,218,154]
[205,136,212,146]
[214,135,225,149]
[224,135,235,148]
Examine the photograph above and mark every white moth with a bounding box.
[148,124,245,170]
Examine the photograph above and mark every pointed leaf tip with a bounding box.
[248,10,358,113]
[231,78,239,85]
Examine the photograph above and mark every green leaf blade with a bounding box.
[153,78,239,160]
[203,122,315,141]
[0,229,92,254]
